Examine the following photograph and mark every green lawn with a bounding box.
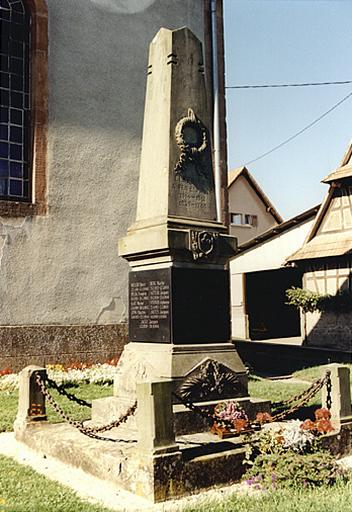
[248,378,315,405]
[0,383,113,433]
[293,364,352,385]
[0,454,112,512]
[0,453,350,512]
[184,480,352,512]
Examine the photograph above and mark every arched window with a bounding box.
[0,0,48,215]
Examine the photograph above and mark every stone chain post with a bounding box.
[322,364,352,427]
[14,365,47,437]
[136,380,179,455]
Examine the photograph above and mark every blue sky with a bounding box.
[224,0,352,219]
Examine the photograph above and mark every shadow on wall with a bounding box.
[302,270,352,353]
[48,0,204,133]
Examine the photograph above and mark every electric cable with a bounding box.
[226,80,352,89]
[242,89,352,166]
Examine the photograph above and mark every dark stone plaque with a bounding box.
[129,268,171,343]
[129,267,230,344]
[171,267,230,343]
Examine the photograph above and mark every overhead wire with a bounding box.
[226,80,352,89]
[242,89,352,166]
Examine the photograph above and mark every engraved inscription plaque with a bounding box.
[129,269,171,343]
[129,267,230,344]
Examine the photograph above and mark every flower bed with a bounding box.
[0,361,119,392]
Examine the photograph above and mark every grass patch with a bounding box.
[248,379,319,406]
[0,454,112,512]
[184,478,352,512]
[0,391,19,433]
[0,383,113,433]
[293,364,352,384]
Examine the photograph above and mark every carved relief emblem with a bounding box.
[174,108,208,179]
[190,230,218,261]
[177,359,242,402]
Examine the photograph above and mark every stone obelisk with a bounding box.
[94,27,248,423]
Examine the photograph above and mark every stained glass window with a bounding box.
[0,0,31,201]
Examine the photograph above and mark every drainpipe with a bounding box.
[210,0,222,223]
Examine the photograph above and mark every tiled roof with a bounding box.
[288,232,352,261]
[322,163,352,183]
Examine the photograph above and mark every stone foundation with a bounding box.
[0,324,128,371]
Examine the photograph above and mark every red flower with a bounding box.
[234,418,249,432]
[314,408,331,421]
[315,419,334,434]
[300,419,316,432]
[256,412,273,424]
[0,368,12,376]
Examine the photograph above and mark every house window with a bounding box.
[0,0,31,201]
[230,213,243,225]
[0,0,48,216]
[230,213,258,227]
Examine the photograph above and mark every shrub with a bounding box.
[243,414,345,491]
[244,450,346,490]
[286,287,352,314]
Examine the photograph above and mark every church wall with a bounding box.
[0,0,213,369]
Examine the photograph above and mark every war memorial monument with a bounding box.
[13,27,352,504]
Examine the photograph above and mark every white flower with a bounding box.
[0,363,118,391]
[282,420,315,452]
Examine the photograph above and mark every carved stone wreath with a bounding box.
[177,359,241,402]
[174,108,208,177]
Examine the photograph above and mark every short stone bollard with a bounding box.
[136,380,179,455]
[14,365,47,437]
[322,364,352,427]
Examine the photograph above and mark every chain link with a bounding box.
[45,376,92,408]
[271,371,331,421]
[172,390,237,431]
[35,372,137,443]
[325,370,332,410]
[34,369,333,442]
[173,370,332,434]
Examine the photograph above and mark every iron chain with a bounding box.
[271,371,331,421]
[173,370,332,434]
[45,376,92,408]
[35,372,137,443]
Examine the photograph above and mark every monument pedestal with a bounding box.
[92,26,259,433]
[92,341,266,435]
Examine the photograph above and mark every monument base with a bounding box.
[111,341,248,397]
[91,341,272,435]
[92,395,271,435]
[14,422,248,503]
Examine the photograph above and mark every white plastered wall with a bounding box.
[228,176,278,245]
[230,218,315,339]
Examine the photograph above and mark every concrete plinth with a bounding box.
[112,342,247,397]
[15,422,247,503]
[92,341,258,434]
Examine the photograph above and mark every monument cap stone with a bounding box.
[119,27,235,265]
[136,27,216,225]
